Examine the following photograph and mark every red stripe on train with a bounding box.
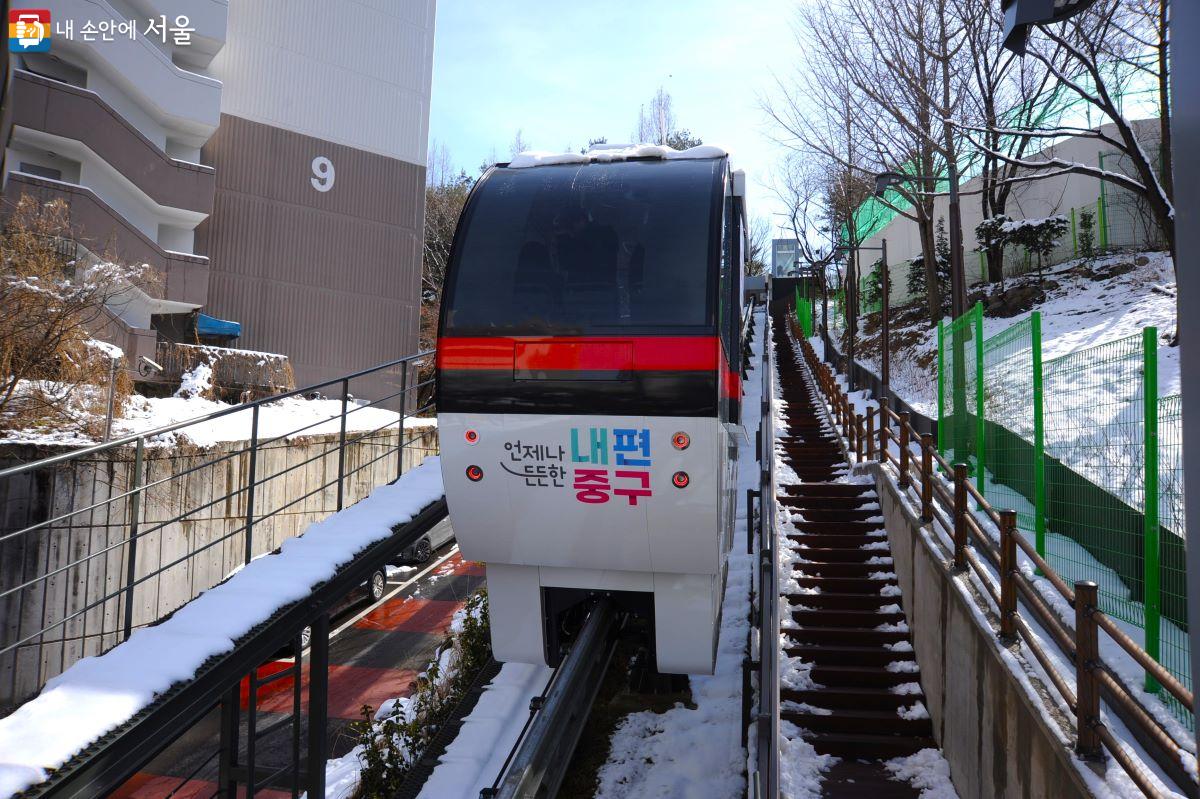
[437,336,723,372]
[722,366,741,400]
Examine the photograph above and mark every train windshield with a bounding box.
[441,158,721,336]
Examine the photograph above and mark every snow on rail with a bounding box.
[0,457,445,796]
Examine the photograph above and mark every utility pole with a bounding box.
[847,246,857,391]
[881,239,890,393]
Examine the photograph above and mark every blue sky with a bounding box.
[429,0,801,238]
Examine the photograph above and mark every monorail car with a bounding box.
[437,150,748,674]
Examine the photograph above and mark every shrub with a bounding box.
[1,196,150,434]
[1079,209,1097,262]
[353,589,491,797]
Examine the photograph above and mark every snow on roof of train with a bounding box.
[507,143,727,169]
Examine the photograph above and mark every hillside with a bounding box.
[829,251,1177,417]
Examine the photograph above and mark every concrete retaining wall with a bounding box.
[866,462,1096,799]
[0,425,438,712]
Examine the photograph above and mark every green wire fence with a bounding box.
[938,310,1189,724]
[1158,394,1189,720]
[936,302,985,493]
[978,314,1045,551]
[795,285,815,338]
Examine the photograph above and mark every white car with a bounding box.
[395,516,456,564]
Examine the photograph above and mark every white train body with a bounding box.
[436,153,748,674]
[440,413,735,673]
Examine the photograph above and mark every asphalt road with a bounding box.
[111,541,485,798]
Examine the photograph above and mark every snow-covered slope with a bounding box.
[836,252,1177,417]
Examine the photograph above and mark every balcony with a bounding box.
[11,70,214,214]
[4,172,210,306]
[46,0,223,138]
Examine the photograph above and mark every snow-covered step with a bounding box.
[771,309,946,797]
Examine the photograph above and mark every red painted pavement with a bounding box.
[239,662,417,718]
[354,597,464,633]
[111,773,291,799]
[437,552,486,577]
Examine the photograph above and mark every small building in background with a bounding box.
[855,121,1167,312]
[771,238,798,277]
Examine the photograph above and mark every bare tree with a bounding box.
[957,0,1173,262]
[635,87,702,148]
[765,0,957,325]
[770,153,844,332]
[636,87,676,145]
[747,217,771,277]
[952,0,1067,283]
[1,196,147,431]
[509,129,531,158]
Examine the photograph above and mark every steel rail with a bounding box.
[754,303,780,799]
[489,599,619,799]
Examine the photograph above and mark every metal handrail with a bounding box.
[0,349,433,478]
[751,291,780,799]
[796,330,1194,797]
[0,349,435,711]
[876,404,1194,711]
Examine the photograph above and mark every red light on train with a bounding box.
[671,432,691,450]
[672,471,690,489]
[464,429,479,444]
[466,465,484,482]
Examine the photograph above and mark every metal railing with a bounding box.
[797,329,1196,798]
[748,291,780,799]
[0,350,435,713]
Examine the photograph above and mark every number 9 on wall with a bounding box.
[311,156,335,192]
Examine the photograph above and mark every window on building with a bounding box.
[18,162,62,181]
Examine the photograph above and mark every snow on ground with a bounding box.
[413,663,552,798]
[174,362,214,398]
[885,749,958,798]
[779,721,837,799]
[835,252,1177,417]
[0,391,437,448]
[591,312,762,799]
[0,457,445,797]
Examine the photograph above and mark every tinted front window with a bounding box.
[442,158,721,335]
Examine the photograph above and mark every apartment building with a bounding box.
[3,1,435,399]
[4,0,228,369]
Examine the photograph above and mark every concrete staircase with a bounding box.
[773,316,936,797]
